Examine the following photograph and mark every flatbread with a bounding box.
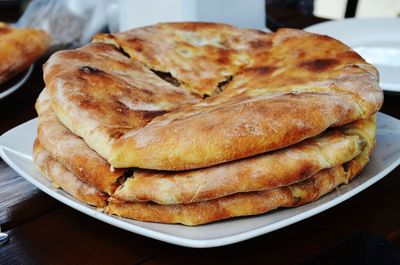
[113,115,375,204]
[0,22,50,83]
[108,116,375,225]
[36,88,373,203]
[113,127,365,204]
[33,139,108,208]
[35,89,130,194]
[34,133,373,225]
[93,22,268,96]
[107,165,348,226]
[32,97,375,225]
[43,42,200,160]
[33,139,372,225]
[44,23,382,170]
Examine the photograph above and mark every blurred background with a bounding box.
[265,0,400,30]
[315,0,400,19]
[1,0,399,28]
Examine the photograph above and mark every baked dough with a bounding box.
[32,136,373,225]
[34,22,381,225]
[35,89,130,194]
[0,22,50,83]
[43,42,200,161]
[107,117,375,225]
[93,22,269,96]
[107,165,350,225]
[44,23,382,170]
[112,118,371,204]
[36,88,374,204]
[33,139,108,208]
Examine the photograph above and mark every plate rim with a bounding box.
[1,113,400,248]
[0,65,34,100]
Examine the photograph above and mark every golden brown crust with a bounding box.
[44,23,383,170]
[93,22,270,95]
[35,88,130,194]
[341,114,377,180]
[108,28,381,170]
[33,139,108,208]
[106,164,350,225]
[34,22,381,225]
[106,118,375,225]
[32,116,375,225]
[107,117,376,225]
[113,128,365,204]
[35,86,370,204]
[110,92,364,170]
[44,42,200,160]
[33,138,372,225]
[0,22,50,83]
[224,29,382,118]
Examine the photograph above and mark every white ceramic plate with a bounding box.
[305,18,400,93]
[1,113,400,248]
[0,65,33,100]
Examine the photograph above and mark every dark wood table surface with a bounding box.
[1,15,400,265]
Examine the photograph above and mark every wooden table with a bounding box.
[1,22,400,265]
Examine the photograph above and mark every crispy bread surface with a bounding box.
[44,23,382,171]
[44,42,200,160]
[93,22,268,95]
[107,116,376,225]
[33,139,108,208]
[114,128,364,204]
[33,146,372,225]
[107,166,346,225]
[35,88,130,194]
[32,140,371,225]
[36,87,373,204]
[32,110,375,225]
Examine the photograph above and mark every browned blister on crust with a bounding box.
[224,29,382,118]
[35,22,381,226]
[110,92,364,170]
[93,22,271,96]
[43,42,200,160]
[36,86,370,204]
[0,22,50,83]
[35,88,131,194]
[45,23,382,171]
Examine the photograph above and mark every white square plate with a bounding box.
[1,112,400,248]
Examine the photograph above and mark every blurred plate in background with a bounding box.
[0,65,33,100]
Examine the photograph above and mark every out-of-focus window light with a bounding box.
[314,0,400,19]
[314,0,347,19]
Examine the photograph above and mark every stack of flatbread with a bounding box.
[0,22,49,84]
[33,22,383,226]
